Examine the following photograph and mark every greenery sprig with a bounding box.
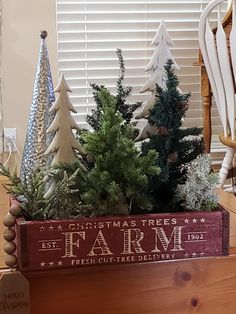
[87,49,141,134]
[0,163,91,220]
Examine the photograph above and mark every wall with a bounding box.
[1,0,58,167]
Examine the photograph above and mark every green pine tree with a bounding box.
[142,59,204,211]
[81,88,159,216]
[87,49,141,132]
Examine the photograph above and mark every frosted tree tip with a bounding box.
[40,30,48,39]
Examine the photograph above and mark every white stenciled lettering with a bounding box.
[69,223,76,230]
[88,230,114,256]
[62,231,85,258]
[151,226,184,252]
[121,228,145,254]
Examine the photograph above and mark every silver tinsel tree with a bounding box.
[177,155,219,211]
[20,30,55,184]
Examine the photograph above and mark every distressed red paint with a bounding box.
[15,208,229,271]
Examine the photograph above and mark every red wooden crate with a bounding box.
[15,207,229,272]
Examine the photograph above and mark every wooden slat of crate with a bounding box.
[217,188,236,248]
[26,254,236,314]
[15,209,229,271]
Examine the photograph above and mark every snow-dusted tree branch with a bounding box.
[177,155,218,211]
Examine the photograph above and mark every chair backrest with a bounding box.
[199,0,236,141]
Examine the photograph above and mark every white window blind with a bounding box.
[56,0,227,152]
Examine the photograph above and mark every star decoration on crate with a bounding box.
[184,252,207,259]
[184,218,205,224]
[40,261,46,267]
[40,261,63,268]
[48,225,54,231]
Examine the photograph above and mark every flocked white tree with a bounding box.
[44,74,86,197]
[136,20,179,141]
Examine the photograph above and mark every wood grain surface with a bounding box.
[26,255,236,314]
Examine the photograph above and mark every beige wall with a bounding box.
[1,0,58,166]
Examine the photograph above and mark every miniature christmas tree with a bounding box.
[81,87,159,216]
[87,49,141,132]
[177,155,218,211]
[45,74,85,164]
[137,20,179,117]
[44,74,86,198]
[140,20,179,94]
[20,31,55,184]
[136,20,179,141]
[142,60,204,211]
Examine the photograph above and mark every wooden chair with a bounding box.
[199,0,236,186]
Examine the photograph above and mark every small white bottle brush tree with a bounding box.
[136,20,179,141]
